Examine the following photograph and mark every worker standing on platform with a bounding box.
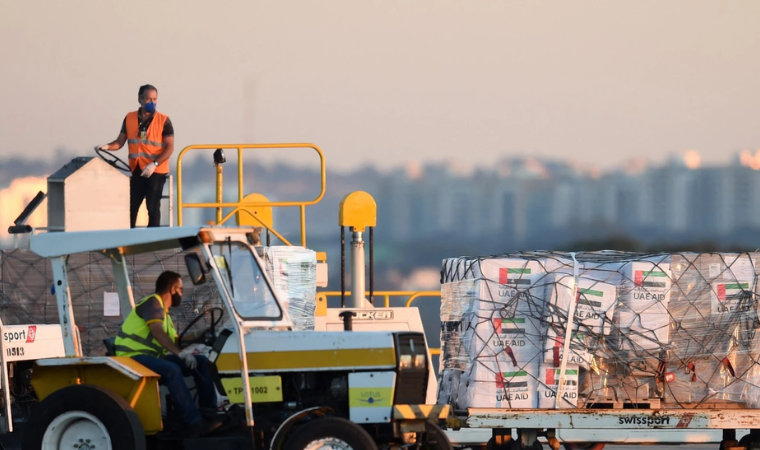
[94,84,175,228]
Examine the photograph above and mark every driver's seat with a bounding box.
[103,337,116,356]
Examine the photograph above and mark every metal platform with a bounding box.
[464,408,760,430]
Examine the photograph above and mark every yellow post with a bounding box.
[215,164,223,224]
[339,191,377,308]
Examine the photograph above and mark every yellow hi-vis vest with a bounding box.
[115,294,177,358]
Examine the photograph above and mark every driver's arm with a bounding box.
[102,132,127,151]
[148,322,182,356]
[100,117,128,150]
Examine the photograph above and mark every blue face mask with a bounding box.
[144,101,156,113]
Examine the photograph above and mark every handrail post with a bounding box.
[177,154,184,226]
[237,146,244,207]
[215,163,223,224]
[300,205,306,247]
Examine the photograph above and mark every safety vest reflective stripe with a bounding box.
[113,345,158,356]
[127,139,164,148]
[115,293,176,358]
[116,330,163,353]
[128,152,160,160]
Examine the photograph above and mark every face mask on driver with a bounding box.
[171,292,182,307]
[144,101,156,113]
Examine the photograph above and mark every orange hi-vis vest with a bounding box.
[125,110,170,174]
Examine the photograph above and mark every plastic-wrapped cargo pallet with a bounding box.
[262,246,317,331]
[438,251,760,411]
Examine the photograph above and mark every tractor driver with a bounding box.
[114,271,223,437]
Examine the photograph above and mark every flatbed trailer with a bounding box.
[446,407,760,449]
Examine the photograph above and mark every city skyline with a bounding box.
[2,147,760,247]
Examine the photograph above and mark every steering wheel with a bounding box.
[95,147,131,173]
[178,307,225,349]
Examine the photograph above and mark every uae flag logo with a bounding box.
[499,268,532,286]
[492,317,526,334]
[496,371,528,389]
[544,368,578,386]
[576,288,604,307]
[717,283,750,301]
[634,270,668,288]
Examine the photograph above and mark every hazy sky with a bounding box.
[2,1,760,172]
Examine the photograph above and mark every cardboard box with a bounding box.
[463,312,544,363]
[538,364,579,408]
[617,311,670,351]
[545,275,616,335]
[543,326,592,369]
[457,358,538,409]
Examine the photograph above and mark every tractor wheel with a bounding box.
[21,384,146,450]
[418,421,454,450]
[283,416,378,450]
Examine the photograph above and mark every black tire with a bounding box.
[420,421,453,450]
[563,444,605,450]
[21,384,146,450]
[739,434,760,450]
[512,439,542,450]
[283,416,378,450]
[486,436,514,450]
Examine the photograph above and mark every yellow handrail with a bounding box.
[317,290,442,357]
[176,143,326,247]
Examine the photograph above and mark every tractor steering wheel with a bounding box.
[178,307,225,349]
[95,147,131,173]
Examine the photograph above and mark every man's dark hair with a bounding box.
[156,271,181,293]
[138,84,158,99]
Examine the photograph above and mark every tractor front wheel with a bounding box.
[22,384,146,450]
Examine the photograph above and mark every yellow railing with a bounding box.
[176,143,326,247]
[317,290,442,357]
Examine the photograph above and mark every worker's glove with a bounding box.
[141,163,157,178]
[178,348,198,370]
[94,144,109,151]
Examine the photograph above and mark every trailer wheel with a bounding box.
[739,434,760,450]
[563,444,605,450]
[21,384,146,450]
[485,436,515,450]
[283,416,378,450]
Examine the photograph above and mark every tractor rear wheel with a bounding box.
[283,416,378,450]
[22,384,146,450]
